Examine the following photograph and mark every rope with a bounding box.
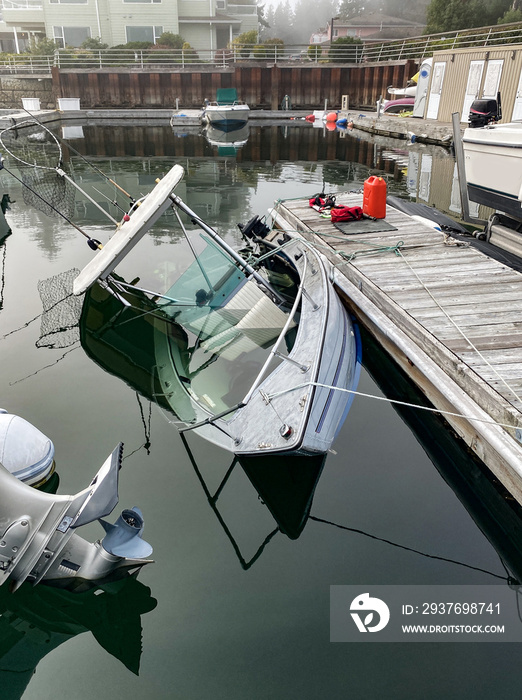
[310,516,518,584]
[272,204,521,405]
[267,380,522,431]
[395,248,522,405]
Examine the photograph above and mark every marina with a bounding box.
[1,121,522,697]
[273,192,522,502]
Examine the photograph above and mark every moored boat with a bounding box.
[201,88,250,131]
[463,119,522,222]
[73,165,362,457]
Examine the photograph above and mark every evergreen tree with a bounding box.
[426,0,512,34]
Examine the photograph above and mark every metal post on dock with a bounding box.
[451,112,486,226]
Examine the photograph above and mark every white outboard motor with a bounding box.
[0,443,153,590]
[0,409,55,486]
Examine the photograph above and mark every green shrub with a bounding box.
[157,32,184,49]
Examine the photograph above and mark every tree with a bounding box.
[425,0,512,34]
[498,8,522,23]
[232,29,258,57]
[25,37,59,55]
[157,32,184,49]
[80,37,108,50]
[328,36,363,62]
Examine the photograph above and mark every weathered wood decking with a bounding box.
[273,194,522,503]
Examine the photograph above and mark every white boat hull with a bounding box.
[203,104,250,131]
[463,122,522,220]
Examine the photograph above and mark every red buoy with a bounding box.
[326,112,337,122]
[363,176,387,219]
[305,114,315,122]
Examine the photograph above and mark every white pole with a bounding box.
[94,0,102,40]
[13,28,20,54]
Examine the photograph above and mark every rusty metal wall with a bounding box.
[51,61,417,110]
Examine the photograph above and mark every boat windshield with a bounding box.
[151,234,297,422]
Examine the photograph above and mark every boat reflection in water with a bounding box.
[183,433,326,567]
[362,326,522,585]
[80,281,522,579]
[80,281,327,562]
[203,123,250,156]
[0,576,156,700]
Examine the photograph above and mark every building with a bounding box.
[0,0,259,53]
[328,12,424,43]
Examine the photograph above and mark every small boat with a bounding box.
[463,103,522,222]
[73,164,362,456]
[387,85,417,98]
[201,88,250,131]
[383,97,415,114]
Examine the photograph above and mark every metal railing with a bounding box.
[1,21,522,74]
[2,0,42,8]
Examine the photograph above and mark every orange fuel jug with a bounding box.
[363,176,387,219]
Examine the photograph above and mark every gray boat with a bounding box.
[73,164,361,456]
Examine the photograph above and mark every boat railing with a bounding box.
[242,249,310,406]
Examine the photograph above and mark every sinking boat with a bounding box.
[201,88,250,131]
[73,164,361,456]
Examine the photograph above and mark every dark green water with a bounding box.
[0,123,521,699]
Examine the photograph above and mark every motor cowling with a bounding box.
[468,99,500,128]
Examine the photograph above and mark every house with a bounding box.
[0,0,259,53]
[328,12,424,43]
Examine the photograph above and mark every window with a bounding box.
[53,26,91,48]
[216,0,226,8]
[125,25,163,44]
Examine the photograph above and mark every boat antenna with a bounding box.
[0,156,102,250]
[21,107,137,205]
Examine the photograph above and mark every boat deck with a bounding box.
[273,194,522,503]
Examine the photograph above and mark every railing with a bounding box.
[2,0,42,8]
[1,21,522,74]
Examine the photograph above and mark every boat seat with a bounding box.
[188,279,270,339]
[200,291,294,360]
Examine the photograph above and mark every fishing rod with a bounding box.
[0,156,102,250]
[91,184,128,216]
[21,107,137,205]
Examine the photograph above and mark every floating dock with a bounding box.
[272,195,522,505]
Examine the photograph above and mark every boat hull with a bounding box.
[160,238,361,457]
[203,105,250,131]
[463,122,522,221]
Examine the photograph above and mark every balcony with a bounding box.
[1,0,44,26]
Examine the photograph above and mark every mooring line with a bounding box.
[267,381,521,431]
[310,516,518,584]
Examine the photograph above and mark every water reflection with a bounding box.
[183,433,326,567]
[360,326,522,585]
[0,576,157,700]
[203,123,250,156]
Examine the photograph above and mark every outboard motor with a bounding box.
[0,443,153,590]
[468,96,501,128]
[238,215,271,241]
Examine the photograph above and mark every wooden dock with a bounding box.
[272,194,522,504]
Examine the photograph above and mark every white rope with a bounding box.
[267,381,522,431]
[395,248,521,405]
